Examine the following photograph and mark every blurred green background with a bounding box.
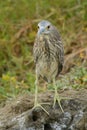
[0,0,87,103]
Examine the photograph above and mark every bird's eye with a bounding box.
[47,25,50,29]
[37,26,39,29]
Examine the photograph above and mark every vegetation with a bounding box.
[0,0,87,103]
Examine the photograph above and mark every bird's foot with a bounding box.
[53,93,72,113]
[33,101,50,115]
[53,93,64,113]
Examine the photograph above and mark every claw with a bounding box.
[53,92,72,113]
[53,91,64,113]
[53,78,64,113]
[33,102,49,115]
[53,96,64,113]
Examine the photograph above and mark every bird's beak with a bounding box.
[38,27,45,35]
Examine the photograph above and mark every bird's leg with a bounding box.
[53,78,64,113]
[33,74,49,115]
[34,76,38,106]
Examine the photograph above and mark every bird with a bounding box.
[33,20,64,114]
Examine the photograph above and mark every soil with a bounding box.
[0,89,87,130]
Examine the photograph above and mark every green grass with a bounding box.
[0,0,87,103]
[56,66,87,90]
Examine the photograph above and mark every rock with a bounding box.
[0,89,87,130]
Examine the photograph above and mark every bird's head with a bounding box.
[37,20,54,35]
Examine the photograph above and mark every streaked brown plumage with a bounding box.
[33,20,64,113]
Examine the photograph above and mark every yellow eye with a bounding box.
[47,25,50,29]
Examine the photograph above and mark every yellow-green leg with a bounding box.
[53,78,64,113]
[33,74,49,115]
[34,75,38,107]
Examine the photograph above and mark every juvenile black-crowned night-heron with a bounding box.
[33,20,64,114]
